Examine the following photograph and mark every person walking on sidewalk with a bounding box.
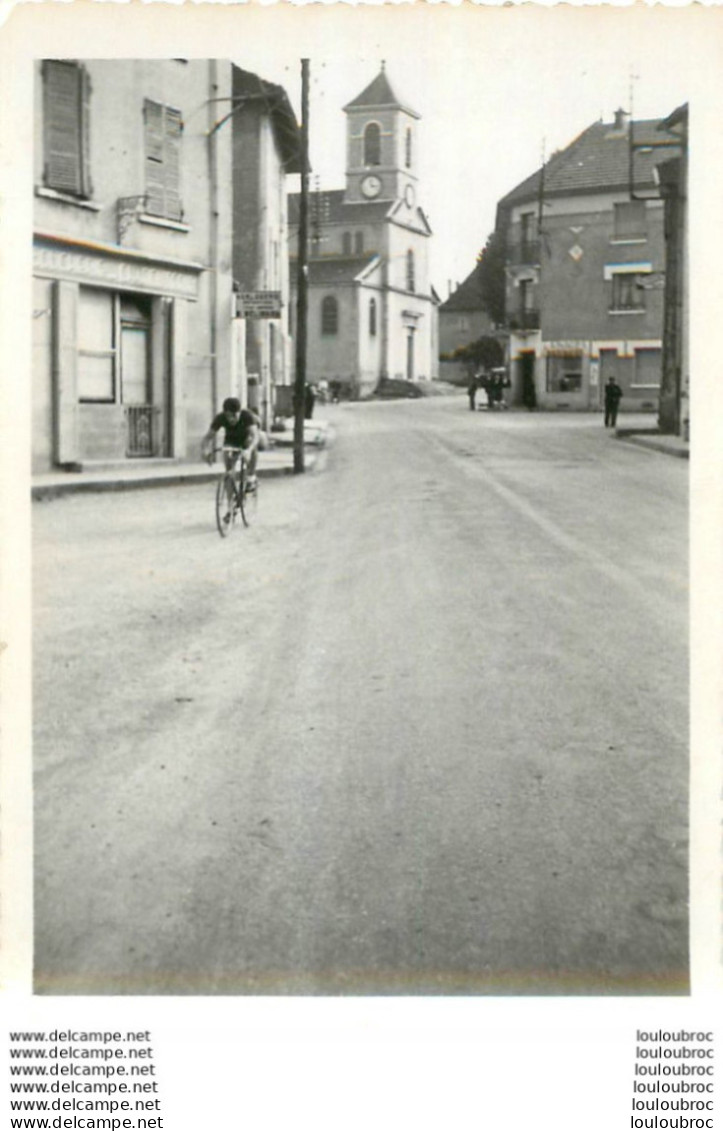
[604,376,623,428]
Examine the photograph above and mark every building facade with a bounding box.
[438,266,496,384]
[231,65,301,428]
[32,58,300,473]
[656,105,688,438]
[288,67,437,398]
[497,111,680,413]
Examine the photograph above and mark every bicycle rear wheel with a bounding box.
[239,468,258,527]
[215,474,238,537]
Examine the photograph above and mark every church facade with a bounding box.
[288,68,438,398]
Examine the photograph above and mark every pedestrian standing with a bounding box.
[468,375,478,411]
[304,382,316,420]
[604,376,623,428]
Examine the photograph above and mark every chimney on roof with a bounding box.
[613,107,631,131]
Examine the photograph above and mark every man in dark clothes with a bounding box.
[304,383,316,420]
[468,375,478,411]
[604,376,623,428]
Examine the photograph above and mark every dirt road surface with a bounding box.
[34,399,688,994]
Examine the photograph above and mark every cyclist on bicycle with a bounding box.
[201,396,259,477]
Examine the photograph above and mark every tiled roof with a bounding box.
[289,254,380,285]
[499,116,681,210]
[343,68,419,118]
[440,264,485,312]
[289,190,392,226]
[232,65,302,174]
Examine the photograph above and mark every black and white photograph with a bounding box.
[2,1,720,1018]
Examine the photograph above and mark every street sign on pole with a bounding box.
[235,290,282,319]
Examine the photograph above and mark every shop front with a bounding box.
[33,233,204,471]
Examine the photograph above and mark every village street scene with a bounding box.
[29,38,689,995]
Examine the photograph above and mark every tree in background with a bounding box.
[475,229,507,327]
[454,335,504,371]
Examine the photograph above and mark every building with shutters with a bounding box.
[496,110,680,413]
[32,58,300,472]
[287,66,438,398]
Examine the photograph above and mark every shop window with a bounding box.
[546,354,583,393]
[611,273,645,312]
[42,60,92,198]
[614,201,646,240]
[363,122,381,166]
[406,250,415,293]
[78,288,115,402]
[369,298,377,337]
[144,99,183,221]
[321,295,338,336]
[342,232,352,255]
[355,231,364,254]
[633,348,661,387]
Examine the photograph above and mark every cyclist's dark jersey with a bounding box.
[211,410,256,448]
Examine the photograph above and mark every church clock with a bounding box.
[361,174,382,199]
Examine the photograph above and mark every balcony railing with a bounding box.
[125,405,158,457]
[508,240,541,266]
[509,309,540,331]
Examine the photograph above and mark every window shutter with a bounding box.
[80,66,93,197]
[44,61,84,195]
[144,100,183,221]
[144,100,165,216]
[163,107,183,222]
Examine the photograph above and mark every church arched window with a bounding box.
[405,128,412,169]
[321,295,338,336]
[342,232,352,255]
[406,250,415,293]
[369,298,377,337]
[363,122,381,167]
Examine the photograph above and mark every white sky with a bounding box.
[234,6,700,298]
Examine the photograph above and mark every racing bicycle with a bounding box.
[212,446,258,537]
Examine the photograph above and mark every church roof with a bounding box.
[343,68,420,119]
[289,189,393,226]
[289,254,380,286]
[498,114,680,213]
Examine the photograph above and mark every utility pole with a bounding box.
[293,58,310,474]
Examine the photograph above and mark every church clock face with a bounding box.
[361,174,382,199]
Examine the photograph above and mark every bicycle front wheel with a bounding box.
[239,470,258,527]
[215,474,237,537]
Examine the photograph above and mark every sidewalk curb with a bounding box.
[32,452,320,501]
[615,430,689,460]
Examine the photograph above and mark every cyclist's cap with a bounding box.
[223,397,241,413]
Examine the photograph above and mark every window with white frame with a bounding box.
[613,201,646,240]
[363,122,381,166]
[406,249,415,293]
[321,295,338,336]
[546,353,583,393]
[78,288,115,402]
[611,272,645,312]
[633,348,661,387]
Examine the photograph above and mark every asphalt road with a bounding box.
[33,397,688,994]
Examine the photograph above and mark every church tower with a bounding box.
[343,64,420,208]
